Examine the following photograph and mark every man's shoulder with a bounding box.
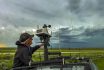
[18,46,29,52]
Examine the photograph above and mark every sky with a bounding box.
[0,0,104,48]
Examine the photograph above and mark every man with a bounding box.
[13,32,43,69]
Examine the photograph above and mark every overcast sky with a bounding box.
[0,0,104,48]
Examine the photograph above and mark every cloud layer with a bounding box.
[0,0,104,48]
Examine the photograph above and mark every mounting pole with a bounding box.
[44,39,49,61]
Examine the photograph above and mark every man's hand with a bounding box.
[39,43,44,48]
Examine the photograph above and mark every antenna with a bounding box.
[37,25,39,29]
[58,26,61,53]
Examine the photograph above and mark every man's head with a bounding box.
[19,33,34,46]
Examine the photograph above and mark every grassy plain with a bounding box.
[0,48,104,70]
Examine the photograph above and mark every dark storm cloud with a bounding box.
[82,28,104,36]
[66,0,104,20]
[51,27,86,47]
[52,26,104,48]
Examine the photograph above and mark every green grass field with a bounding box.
[0,48,104,70]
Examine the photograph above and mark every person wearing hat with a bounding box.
[13,32,44,69]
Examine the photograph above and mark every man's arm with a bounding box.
[31,45,40,54]
[31,43,44,53]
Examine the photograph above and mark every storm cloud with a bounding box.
[0,0,104,48]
